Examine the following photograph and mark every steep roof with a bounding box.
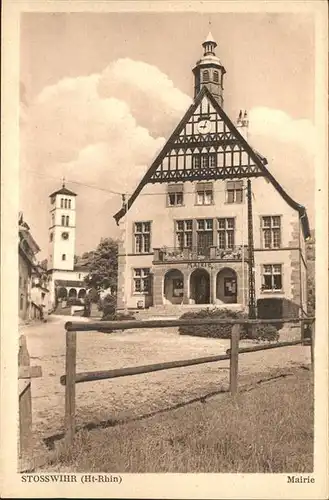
[49,185,77,197]
[113,86,310,239]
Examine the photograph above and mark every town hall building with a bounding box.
[114,33,310,319]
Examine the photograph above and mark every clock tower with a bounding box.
[48,182,77,271]
[192,32,226,107]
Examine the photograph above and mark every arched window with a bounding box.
[61,215,65,226]
[68,199,71,209]
[213,70,219,83]
[62,254,66,261]
[64,199,68,209]
[203,70,210,82]
[66,216,69,226]
[60,198,64,208]
[50,233,53,242]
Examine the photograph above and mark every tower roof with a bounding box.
[203,31,216,45]
[49,185,77,197]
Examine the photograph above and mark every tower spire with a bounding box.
[192,32,226,107]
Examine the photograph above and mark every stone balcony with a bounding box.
[153,245,248,263]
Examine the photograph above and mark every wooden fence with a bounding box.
[61,317,315,446]
[18,335,42,456]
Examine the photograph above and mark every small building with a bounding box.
[18,214,41,321]
[113,33,310,319]
[47,183,88,309]
[30,263,50,320]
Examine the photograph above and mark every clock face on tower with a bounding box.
[197,119,211,134]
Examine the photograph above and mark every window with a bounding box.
[62,254,66,261]
[62,215,69,226]
[167,184,184,206]
[218,218,235,249]
[192,155,201,170]
[133,268,150,293]
[50,233,53,242]
[60,198,64,208]
[226,181,243,203]
[262,264,282,291]
[134,221,151,253]
[192,154,217,170]
[197,219,214,252]
[203,70,210,82]
[20,294,24,311]
[68,199,71,209]
[176,220,193,249]
[196,182,213,205]
[262,216,281,249]
[213,70,219,83]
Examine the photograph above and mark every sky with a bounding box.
[20,11,315,259]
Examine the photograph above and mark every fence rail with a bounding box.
[62,317,315,447]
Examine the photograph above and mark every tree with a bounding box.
[84,238,119,294]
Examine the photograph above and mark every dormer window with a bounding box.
[203,70,210,82]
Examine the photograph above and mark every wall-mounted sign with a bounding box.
[187,262,214,269]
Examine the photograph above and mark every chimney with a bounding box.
[236,109,249,140]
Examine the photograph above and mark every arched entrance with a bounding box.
[78,288,86,299]
[68,288,77,299]
[216,268,237,304]
[190,269,210,304]
[164,269,184,304]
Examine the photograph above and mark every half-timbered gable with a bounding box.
[114,33,310,320]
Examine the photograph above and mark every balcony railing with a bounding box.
[153,245,248,263]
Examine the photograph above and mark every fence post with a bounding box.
[65,329,77,446]
[229,324,240,396]
[310,320,315,371]
[18,335,32,455]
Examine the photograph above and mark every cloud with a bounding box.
[24,59,190,190]
[248,106,315,155]
[21,59,190,254]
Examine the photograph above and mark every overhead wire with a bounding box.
[22,167,247,198]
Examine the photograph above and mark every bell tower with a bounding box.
[48,182,77,271]
[192,32,226,107]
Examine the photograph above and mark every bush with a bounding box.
[98,311,136,333]
[178,308,248,339]
[178,308,280,342]
[247,324,280,343]
[101,294,117,318]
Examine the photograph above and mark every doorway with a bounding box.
[190,269,210,304]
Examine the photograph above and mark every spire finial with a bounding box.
[62,176,66,188]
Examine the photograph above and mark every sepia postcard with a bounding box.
[1,0,328,498]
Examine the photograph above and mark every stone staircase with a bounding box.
[133,303,245,320]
